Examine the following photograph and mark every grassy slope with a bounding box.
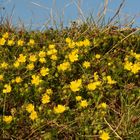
[0,22,140,139]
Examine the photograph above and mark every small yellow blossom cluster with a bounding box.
[57,61,71,71]
[41,88,53,104]
[26,103,38,120]
[65,37,90,48]
[31,75,42,86]
[87,81,101,91]
[53,104,66,114]
[76,96,88,108]
[70,79,82,92]
[3,115,13,124]
[38,50,46,63]
[47,44,58,60]
[3,84,12,93]
[68,49,79,62]
[124,51,140,74]
[99,131,110,140]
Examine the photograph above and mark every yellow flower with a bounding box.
[7,39,15,46]
[29,54,37,62]
[68,50,79,62]
[39,51,46,58]
[13,61,20,68]
[49,44,55,49]
[57,62,70,71]
[82,61,90,68]
[26,63,34,70]
[83,39,90,47]
[29,111,38,120]
[54,104,66,114]
[40,67,49,76]
[26,103,34,113]
[76,96,82,101]
[87,81,101,91]
[124,61,133,71]
[131,62,140,74]
[65,37,72,44]
[99,131,110,140]
[42,94,50,104]
[106,76,116,84]
[0,38,6,45]
[1,62,8,69]
[94,72,99,81]
[50,54,57,60]
[80,100,88,108]
[39,58,46,63]
[45,88,53,95]
[31,75,41,86]
[28,39,35,46]
[0,74,3,81]
[2,32,9,39]
[15,76,22,83]
[17,39,24,46]
[3,84,12,93]
[3,115,13,124]
[98,103,107,109]
[95,54,101,59]
[17,54,26,63]
[70,79,82,92]
[68,41,76,48]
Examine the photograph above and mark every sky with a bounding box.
[1,0,140,30]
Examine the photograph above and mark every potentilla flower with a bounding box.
[41,94,50,104]
[80,100,88,108]
[0,74,3,81]
[3,115,13,124]
[50,54,57,60]
[15,76,22,83]
[98,102,107,109]
[26,63,34,70]
[54,104,66,114]
[7,39,15,46]
[76,96,82,101]
[2,32,9,39]
[39,57,46,63]
[65,37,72,44]
[70,79,82,92]
[17,39,24,46]
[13,61,20,68]
[49,44,55,49]
[106,76,116,84]
[29,54,37,62]
[28,39,35,46]
[17,54,26,63]
[39,51,46,58]
[95,54,101,59]
[83,39,90,47]
[40,67,49,76]
[87,81,101,91]
[1,62,8,69]
[29,111,38,120]
[3,84,12,93]
[99,131,110,140]
[31,75,41,86]
[45,88,53,95]
[82,61,90,68]
[0,38,6,45]
[57,62,70,71]
[26,103,35,113]
[131,62,140,74]
[68,50,79,62]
